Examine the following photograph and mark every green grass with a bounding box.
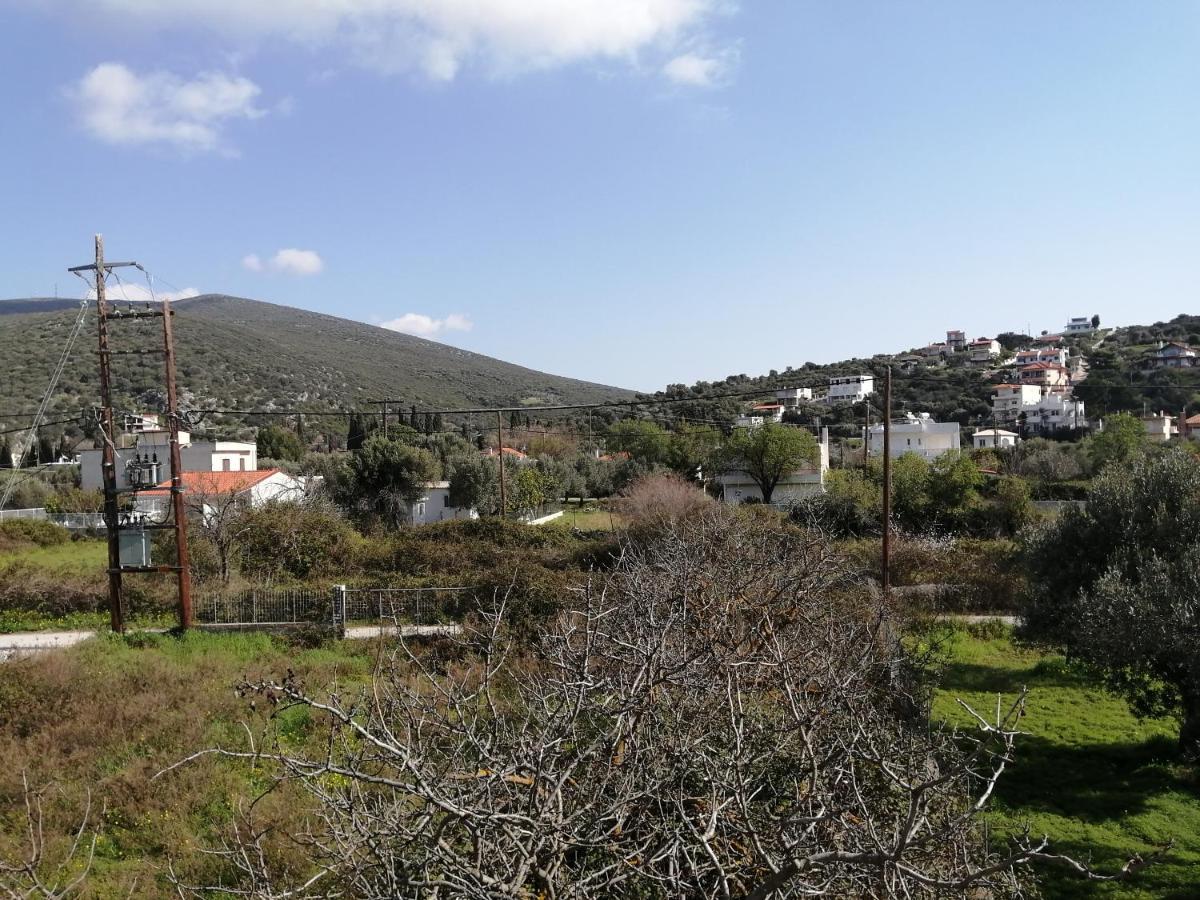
[0,538,107,574]
[932,627,1200,899]
[546,504,621,531]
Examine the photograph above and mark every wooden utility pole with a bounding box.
[69,235,193,632]
[496,410,507,517]
[881,366,893,597]
[93,236,124,632]
[160,290,193,628]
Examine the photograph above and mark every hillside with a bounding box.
[0,295,632,438]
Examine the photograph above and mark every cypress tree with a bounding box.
[0,439,11,469]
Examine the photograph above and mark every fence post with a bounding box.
[332,584,347,639]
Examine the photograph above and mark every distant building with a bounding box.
[946,330,967,352]
[992,384,1044,423]
[1143,342,1198,369]
[1023,393,1086,433]
[1015,347,1068,367]
[868,412,960,461]
[825,374,875,404]
[1064,317,1096,335]
[749,403,785,423]
[1019,362,1071,389]
[134,468,305,522]
[968,338,1001,363]
[920,343,949,358]
[405,481,478,526]
[716,429,830,507]
[79,428,258,492]
[734,415,765,429]
[991,385,1085,433]
[972,428,1019,449]
[1142,413,1175,443]
[774,387,813,407]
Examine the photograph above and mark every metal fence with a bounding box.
[196,588,329,626]
[340,586,473,626]
[0,508,105,530]
[195,585,473,630]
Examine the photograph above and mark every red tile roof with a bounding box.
[141,468,280,496]
[483,446,528,459]
[1020,362,1068,372]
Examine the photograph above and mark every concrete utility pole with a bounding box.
[69,235,193,632]
[881,366,893,598]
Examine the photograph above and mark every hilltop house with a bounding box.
[825,374,875,404]
[991,385,1086,433]
[774,387,813,407]
[1064,317,1096,335]
[1019,362,1070,389]
[1015,347,1068,367]
[79,423,258,493]
[972,428,1019,449]
[968,338,1002,363]
[868,413,960,461]
[1143,342,1198,369]
[946,330,967,352]
[133,468,306,522]
[716,429,830,507]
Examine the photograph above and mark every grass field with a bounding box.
[0,538,107,574]
[546,503,622,531]
[0,631,375,896]
[933,627,1200,899]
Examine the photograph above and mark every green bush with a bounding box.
[0,519,70,549]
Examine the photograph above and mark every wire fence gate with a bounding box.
[195,585,474,633]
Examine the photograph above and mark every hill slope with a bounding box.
[0,295,632,432]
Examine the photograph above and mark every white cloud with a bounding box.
[241,253,263,272]
[69,62,266,154]
[269,248,323,276]
[662,48,735,86]
[49,2,727,82]
[89,283,200,303]
[381,313,474,338]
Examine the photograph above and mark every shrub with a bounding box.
[612,472,713,532]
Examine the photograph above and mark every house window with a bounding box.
[222,459,231,472]
[443,495,450,507]
[239,458,246,471]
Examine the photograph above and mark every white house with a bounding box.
[716,429,830,507]
[133,468,306,522]
[1064,317,1096,335]
[79,428,258,492]
[405,481,478,526]
[1143,342,1198,370]
[774,387,813,407]
[868,413,961,461]
[749,403,785,423]
[1015,347,1068,367]
[1142,414,1174,443]
[968,338,1002,363]
[734,415,765,429]
[1024,393,1086,433]
[825,374,875,404]
[972,428,1019,449]
[991,384,1043,423]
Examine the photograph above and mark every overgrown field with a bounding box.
[0,632,375,897]
[932,626,1200,899]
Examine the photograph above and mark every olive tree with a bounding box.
[347,435,439,526]
[722,423,818,505]
[165,511,1143,897]
[1023,448,1200,755]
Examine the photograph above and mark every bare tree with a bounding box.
[0,775,95,900]
[163,511,1159,898]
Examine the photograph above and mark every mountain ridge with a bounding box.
[0,294,633,436]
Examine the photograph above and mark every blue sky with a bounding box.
[2,2,1198,391]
